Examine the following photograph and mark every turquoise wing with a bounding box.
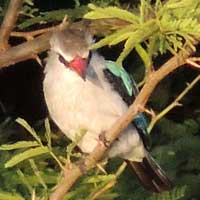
[105,61,133,96]
[104,60,150,149]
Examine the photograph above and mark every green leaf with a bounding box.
[0,141,39,150]
[82,174,116,184]
[18,7,88,29]
[91,193,119,200]
[24,0,34,6]
[135,44,151,69]
[109,32,133,46]
[66,129,86,161]
[149,186,187,200]
[0,191,24,200]
[45,118,51,148]
[29,159,47,189]
[117,36,135,64]
[16,169,33,194]
[85,4,139,23]
[16,118,42,145]
[89,25,135,50]
[5,146,49,168]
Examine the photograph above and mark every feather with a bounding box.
[103,60,172,192]
[103,65,150,149]
[127,153,173,192]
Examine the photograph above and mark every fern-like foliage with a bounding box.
[91,0,120,7]
[84,0,200,66]
[17,6,88,30]
[148,186,187,200]
[0,118,122,199]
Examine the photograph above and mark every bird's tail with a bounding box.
[126,153,173,193]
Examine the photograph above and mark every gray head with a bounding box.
[50,28,92,78]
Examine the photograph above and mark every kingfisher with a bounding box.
[43,27,172,193]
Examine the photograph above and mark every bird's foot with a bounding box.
[99,131,110,148]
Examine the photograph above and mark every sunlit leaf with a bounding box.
[24,0,34,6]
[16,118,42,145]
[82,174,116,184]
[45,118,51,148]
[0,141,39,150]
[109,32,133,46]
[29,159,47,189]
[16,169,33,194]
[90,25,135,49]
[85,4,139,23]
[135,44,151,69]
[5,146,49,168]
[117,36,135,64]
[0,191,24,200]
[149,186,187,200]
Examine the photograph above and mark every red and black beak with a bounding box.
[59,54,88,80]
[69,56,88,80]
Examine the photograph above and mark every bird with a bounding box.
[43,27,173,193]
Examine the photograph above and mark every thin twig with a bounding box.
[187,57,200,62]
[148,74,200,133]
[115,162,127,177]
[90,161,127,199]
[148,57,200,132]
[90,180,117,200]
[0,0,23,51]
[186,57,200,69]
[11,16,69,40]
[11,27,59,39]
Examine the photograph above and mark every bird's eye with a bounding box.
[88,51,92,62]
[58,54,69,67]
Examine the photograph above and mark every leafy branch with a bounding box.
[0,118,64,169]
[84,1,200,66]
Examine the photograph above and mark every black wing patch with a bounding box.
[103,69,135,105]
[103,69,150,149]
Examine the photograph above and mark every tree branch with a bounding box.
[49,48,192,200]
[0,0,23,51]
[0,19,129,68]
[0,31,52,68]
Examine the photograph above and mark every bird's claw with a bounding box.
[99,131,110,148]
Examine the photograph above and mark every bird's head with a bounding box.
[50,28,92,79]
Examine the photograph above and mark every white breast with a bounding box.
[43,52,145,161]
